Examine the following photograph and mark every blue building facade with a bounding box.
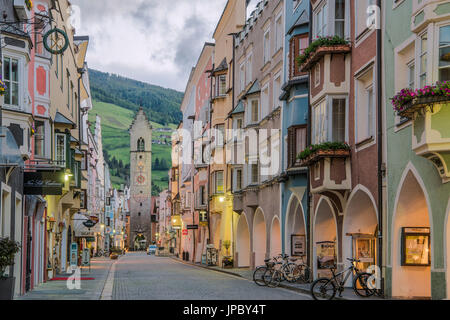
[280,0,310,262]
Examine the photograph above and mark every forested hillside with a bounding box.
[88,69,183,125]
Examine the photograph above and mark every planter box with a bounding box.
[14,0,32,21]
[0,277,15,300]
[300,45,351,72]
[398,96,450,120]
[300,149,350,167]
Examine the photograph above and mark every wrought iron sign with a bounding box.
[43,28,69,55]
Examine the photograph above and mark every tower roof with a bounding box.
[129,107,153,131]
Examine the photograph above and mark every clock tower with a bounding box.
[129,107,153,250]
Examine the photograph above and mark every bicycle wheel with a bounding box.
[300,265,312,283]
[353,272,376,298]
[310,278,336,300]
[285,264,301,283]
[264,269,282,288]
[253,266,268,286]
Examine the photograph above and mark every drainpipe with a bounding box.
[376,0,384,296]
[306,0,313,270]
[207,65,214,245]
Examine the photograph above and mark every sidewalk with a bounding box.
[171,257,384,301]
[16,257,117,300]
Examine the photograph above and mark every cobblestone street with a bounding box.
[112,252,311,300]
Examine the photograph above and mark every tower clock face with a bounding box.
[136,174,146,185]
[137,162,145,171]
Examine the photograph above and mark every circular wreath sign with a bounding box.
[43,28,69,55]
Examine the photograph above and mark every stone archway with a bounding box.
[285,195,306,256]
[236,214,250,267]
[313,197,337,278]
[343,187,378,272]
[270,217,282,258]
[253,208,267,267]
[392,169,431,299]
[134,234,146,251]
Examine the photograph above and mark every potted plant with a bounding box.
[0,238,21,300]
[222,241,233,268]
[298,141,351,165]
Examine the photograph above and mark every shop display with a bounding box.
[401,227,430,266]
[317,241,336,269]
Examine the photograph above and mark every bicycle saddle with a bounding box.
[289,258,297,262]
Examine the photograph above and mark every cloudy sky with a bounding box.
[71,0,258,92]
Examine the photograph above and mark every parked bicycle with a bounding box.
[252,255,283,286]
[310,258,375,300]
[263,254,309,287]
[288,255,312,284]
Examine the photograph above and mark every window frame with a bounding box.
[34,120,46,158]
[263,28,271,64]
[437,23,450,82]
[55,133,67,167]
[2,54,23,108]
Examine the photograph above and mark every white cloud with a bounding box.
[71,0,229,91]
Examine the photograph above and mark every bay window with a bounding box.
[313,97,347,144]
[3,56,20,107]
[248,99,259,124]
[439,25,450,82]
[55,133,67,167]
[216,75,227,96]
[213,171,224,194]
[240,63,245,93]
[419,33,427,87]
[34,121,45,157]
[287,125,307,168]
[264,29,270,64]
[315,1,328,38]
[313,0,349,39]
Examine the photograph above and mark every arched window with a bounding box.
[137,138,145,152]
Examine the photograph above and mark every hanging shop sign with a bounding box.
[401,227,431,266]
[43,28,69,55]
[171,215,182,230]
[182,229,188,236]
[187,224,198,230]
[291,235,306,256]
[24,171,64,195]
[199,211,208,227]
[83,219,96,229]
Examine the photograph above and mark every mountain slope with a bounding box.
[88,68,183,125]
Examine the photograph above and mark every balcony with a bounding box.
[299,144,351,194]
[394,84,450,182]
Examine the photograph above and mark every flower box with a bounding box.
[300,45,351,72]
[300,149,350,167]
[398,95,450,119]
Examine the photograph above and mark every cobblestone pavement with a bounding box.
[16,257,115,300]
[112,252,311,300]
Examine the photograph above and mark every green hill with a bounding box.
[88,69,183,125]
[88,100,176,193]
